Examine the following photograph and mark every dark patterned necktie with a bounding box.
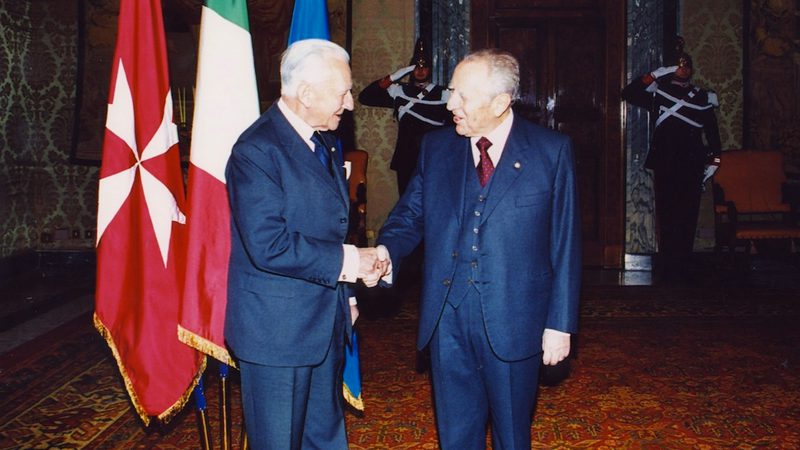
[311,132,332,176]
[476,136,494,187]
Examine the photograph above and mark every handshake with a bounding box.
[356,246,393,287]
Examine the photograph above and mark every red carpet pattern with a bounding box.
[1,285,798,449]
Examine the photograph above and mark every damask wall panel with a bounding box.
[1,0,98,257]
[683,0,743,251]
[683,1,743,152]
[746,0,799,166]
[351,0,415,239]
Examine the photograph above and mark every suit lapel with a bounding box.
[272,108,347,208]
[327,137,350,205]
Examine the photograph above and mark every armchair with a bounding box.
[712,150,800,257]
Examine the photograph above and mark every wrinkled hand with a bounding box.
[376,245,393,281]
[542,329,571,366]
[357,247,391,287]
[390,65,416,82]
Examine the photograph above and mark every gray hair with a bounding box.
[462,49,520,102]
[280,39,350,97]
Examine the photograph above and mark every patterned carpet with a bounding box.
[1,283,799,449]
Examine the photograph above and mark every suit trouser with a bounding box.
[238,307,347,450]
[430,288,542,450]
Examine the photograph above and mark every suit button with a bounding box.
[473,227,479,234]
[474,211,481,216]
[451,251,458,258]
[472,245,478,251]
[442,279,451,286]
[471,261,478,268]
[340,218,347,223]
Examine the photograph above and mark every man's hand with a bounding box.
[376,245,393,281]
[357,247,392,287]
[390,65,416,82]
[542,329,571,366]
[350,304,360,325]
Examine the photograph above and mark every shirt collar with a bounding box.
[277,98,316,150]
[470,109,514,166]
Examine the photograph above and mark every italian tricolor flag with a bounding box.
[178,0,259,366]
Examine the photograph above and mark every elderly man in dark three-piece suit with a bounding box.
[225,39,383,450]
[377,49,582,450]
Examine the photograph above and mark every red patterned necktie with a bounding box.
[476,136,494,187]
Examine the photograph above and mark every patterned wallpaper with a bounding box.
[1,0,98,258]
[683,0,743,251]
[351,0,416,240]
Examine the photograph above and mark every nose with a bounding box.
[343,91,354,111]
[446,92,460,111]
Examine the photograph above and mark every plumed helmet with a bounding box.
[410,38,430,68]
[673,36,693,70]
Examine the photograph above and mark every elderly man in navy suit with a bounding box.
[225,39,384,450]
[376,49,582,450]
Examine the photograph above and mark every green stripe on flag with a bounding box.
[206,0,250,31]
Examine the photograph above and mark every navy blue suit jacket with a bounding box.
[378,116,581,361]
[225,104,352,367]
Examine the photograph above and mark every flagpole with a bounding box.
[219,363,230,450]
[194,378,212,450]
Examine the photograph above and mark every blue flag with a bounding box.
[287,0,330,44]
[287,0,364,412]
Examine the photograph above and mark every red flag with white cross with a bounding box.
[94,0,204,425]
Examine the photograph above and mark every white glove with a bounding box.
[702,164,719,184]
[389,65,416,82]
[650,65,678,79]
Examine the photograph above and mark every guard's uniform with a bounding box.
[622,73,721,281]
[359,79,451,195]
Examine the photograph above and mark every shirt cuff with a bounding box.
[349,296,358,306]
[543,328,570,337]
[339,244,359,283]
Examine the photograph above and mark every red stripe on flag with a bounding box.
[179,164,234,365]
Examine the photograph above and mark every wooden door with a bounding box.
[472,0,625,268]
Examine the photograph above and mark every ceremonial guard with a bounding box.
[359,38,452,195]
[622,37,722,283]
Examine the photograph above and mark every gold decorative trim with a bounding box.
[178,325,237,368]
[94,313,207,425]
[343,383,364,411]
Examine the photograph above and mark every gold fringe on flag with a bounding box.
[178,325,237,368]
[94,313,207,425]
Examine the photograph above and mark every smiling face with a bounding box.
[446,60,510,137]
[304,57,354,131]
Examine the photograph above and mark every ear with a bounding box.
[297,81,314,108]
[490,93,512,117]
